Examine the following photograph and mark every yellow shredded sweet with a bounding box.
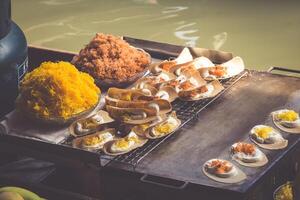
[82,136,101,146]
[275,182,293,200]
[19,61,100,119]
[154,123,175,135]
[115,136,138,148]
[255,127,273,139]
[278,110,299,122]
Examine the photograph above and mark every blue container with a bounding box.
[0,0,28,117]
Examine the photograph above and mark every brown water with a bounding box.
[12,0,300,70]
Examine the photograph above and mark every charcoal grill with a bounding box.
[0,38,300,200]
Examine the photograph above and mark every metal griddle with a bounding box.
[0,38,300,200]
[101,69,300,200]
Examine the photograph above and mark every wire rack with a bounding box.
[97,70,249,169]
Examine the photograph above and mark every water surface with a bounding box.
[12,0,300,70]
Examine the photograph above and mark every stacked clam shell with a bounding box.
[103,87,181,155]
[133,47,245,102]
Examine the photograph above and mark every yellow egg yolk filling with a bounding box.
[255,127,273,139]
[154,123,175,135]
[115,136,138,148]
[83,136,101,146]
[277,110,299,122]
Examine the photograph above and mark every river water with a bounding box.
[12,0,300,70]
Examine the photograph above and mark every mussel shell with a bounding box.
[146,112,181,139]
[72,128,116,151]
[102,135,148,156]
[178,80,224,101]
[69,110,115,137]
[106,105,168,124]
[107,87,151,101]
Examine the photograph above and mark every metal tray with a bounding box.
[1,38,300,200]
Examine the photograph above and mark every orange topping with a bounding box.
[190,85,208,97]
[168,80,180,87]
[209,66,226,77]
[179,80,195,90]
[209,160,232,174]
[232,142,255,155]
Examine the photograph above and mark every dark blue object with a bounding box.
[0,0,28,117]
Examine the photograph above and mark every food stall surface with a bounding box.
[0,38,300,200]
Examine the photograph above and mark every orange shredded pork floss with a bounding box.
[71,33,150,82]
[19,61,100,119]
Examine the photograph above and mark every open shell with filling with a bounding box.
[103,131,148,156]
[198,57,245,80]
[150,47,193,74]
[250,125,288,150]
[272,109,300,134]
[202,159,246,183]
[160,68,206,93]
[168,56,215,76]
[145,111,181,139]
[69,110,114,137]
[178,80,224,101]
[231,142,268,167]
[72,128,116,151]
[134,71,177,89]
[131,115,166,137]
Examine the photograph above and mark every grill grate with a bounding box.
[98,71,248,169]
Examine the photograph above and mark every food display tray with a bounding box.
[1,38,300,200]
[0,38,240,169]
